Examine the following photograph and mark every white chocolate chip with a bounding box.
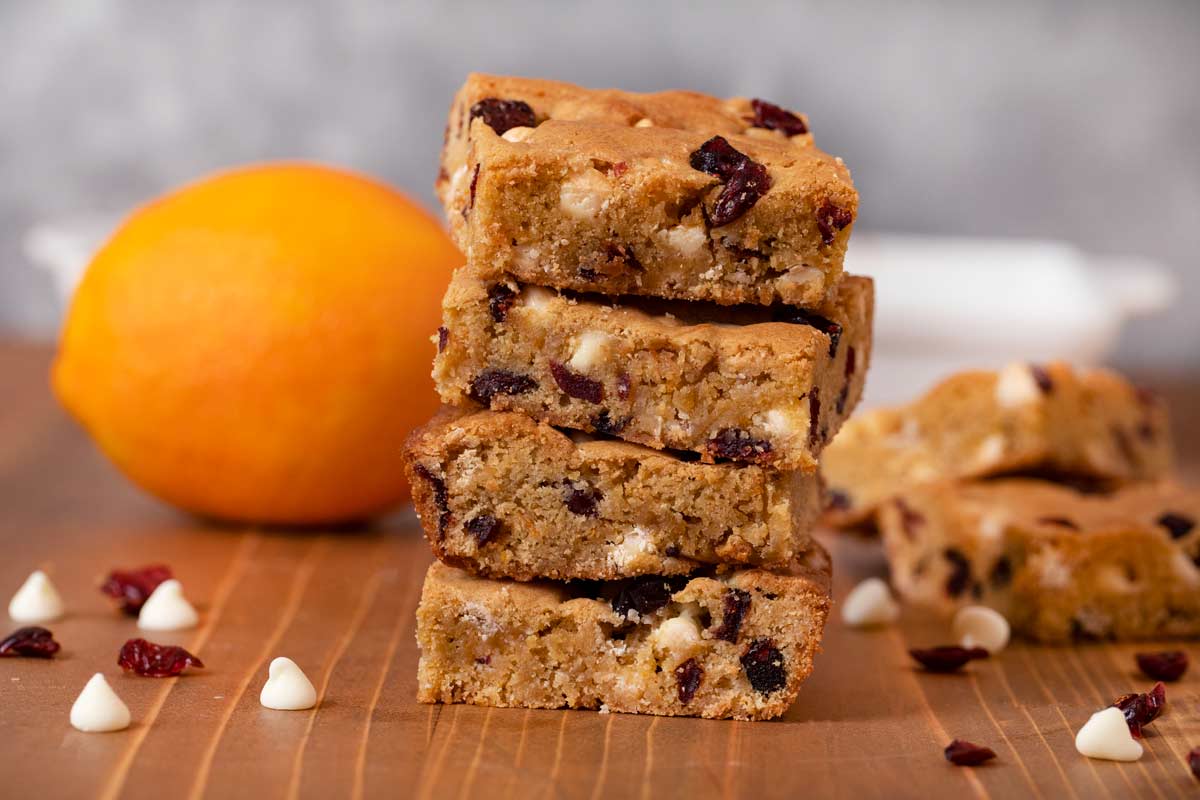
[447,164,468,196]
[952,605,1010,653]
[568,330,613,371]
[519,286,556,314]
[513,245,541,269]
[651,614,703,667]
[70,673,131,732]
[8,570,64,623]
[559,170,611,220]
[763,408,797,437]
[609,527,657,569]
[1075,706,1143,761]
[777,266,824,292]
[500,126,534,142]
[976,512,1007,542]
[841,577,900,628]
[259,657,318,710]
[971,434,1006,470]
[137,579,199,631]
[1033,548,1071,589]
[662,225,708,258]
[994,363,1042,409]
[634,118,654,128]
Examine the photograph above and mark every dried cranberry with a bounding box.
[0,626,60,658]
[469,98,536,135]
[475,655,491,665]
[467,165,480,210]
[437,326,449,353]
[1189,747,1200,779]
[468,369,537,405]
[1135,651,1188,682]
[100,564,173,616]
[710,589,752,643]
[591,410,630,436]
[705,428,773,464]
[675,658,703,704]
[549,361,604,404]
[664,545,681,558]
[413,464,450,535]
[741,639,787,694]
[772,307,842,358]
[1036,516,1079,529]
[465,515,501,547]
[894,499,926,539]
[610,576,683,619]
[1113,681,1166,736]
[564,481,603,517]
[836,347,856,415]
[989,556,1013,588]
[807,391,822,446]
[943,549,972,597]
[487,284,517,323]
[1030,365,1054,393]
[749,98,808,136]
[909,646,989,673]
[689,136,772,226]
[944,739,997,766]
[815,201,853,246]
[827,489,852,511]
[1157,512,1195,540]
[118,638,204,677]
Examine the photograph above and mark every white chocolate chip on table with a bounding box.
[260,657,318,710]
[1075,706,1143,762]
[137,579,199,631]
[8,570,65,623]
[952,606,1010,654]
[70,674,131,733]
[841,578,900,628]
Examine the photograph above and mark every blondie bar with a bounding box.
[415,545,832,720]
[447,117,856,307]
[432,267,873,471]
[404,408,821,580]
[438,73,815,209]
[822,363,1172,527]
[878,479,1200,641]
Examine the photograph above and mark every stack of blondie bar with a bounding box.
[404,75,873,720]
[823,362,1200,642]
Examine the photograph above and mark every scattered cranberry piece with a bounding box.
[1136,651,1189,682]
[591,410,630,436]
[487,284,517,323]
[469,98,536,135]
[909,646,989,673]
[101,564,173,616]
[1157,512,1195,540]
[815,201,853,246]
[437,326,449,353]
[1189,747,1200,780]
[749,98,808,136]
[610,576,684,619]
[1112,681,1166,736]
[741,639,787,694]
[943,548,972,598]
[118,638,204,677]
[710,589,752,643]
[0,626,60,658]
[675,658,703,704]
[465,515,501,546]
[705,428,774,464]
[944,739,997,766]
[1030,365,1054,393]
[772,307,842,358]
[549,361,604,404]
[413,464,450,534]
[689,136,772,226]
[468,369,537,405]
[564,481,603,517]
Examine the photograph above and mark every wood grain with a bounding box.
[1,341,1197,799]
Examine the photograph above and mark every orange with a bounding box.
[53,163,460,525]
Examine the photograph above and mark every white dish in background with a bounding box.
[845,234,1175,407]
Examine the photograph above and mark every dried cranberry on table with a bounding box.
[1112,681,1166,737]
[0,626,60,658]
[118,638,204,677]
[1189,747,1200,780]
[100,564,173,615]
[1135,651,1188,682]
[944,739,997,766]
[909,646,989,673]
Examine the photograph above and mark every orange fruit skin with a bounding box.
[53,163,460,525]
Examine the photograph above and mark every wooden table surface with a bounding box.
[2,340,1199,799]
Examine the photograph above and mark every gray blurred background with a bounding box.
[2,0,1198,372]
